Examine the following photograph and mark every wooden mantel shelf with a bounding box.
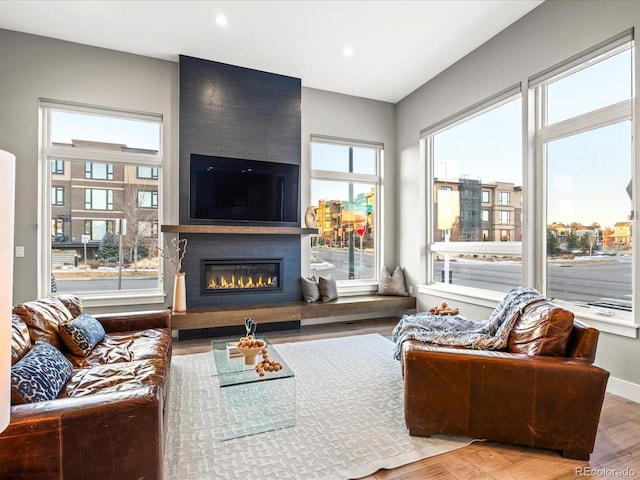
[161,224,320,235]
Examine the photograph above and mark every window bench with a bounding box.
[171,294,417,333]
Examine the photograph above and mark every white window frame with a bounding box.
[419,30,638,339]
[530,33,637,334]
[310,135,383,293]
[421,85,523,291]
[39,100,164,306]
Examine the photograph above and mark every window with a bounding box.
[424,90,522,291]
[137,190,158,209]
[41,102,162,300]
[499,210,511,224]
[51,218,64,236]
[84,220,114,241]
[137,166,158,179]
[138,221,158,237]
[52,186,64,206]
[85,162,114,180]
[51,159,64,174]
[310,137,382,283]
[533,36,634,315]
[85,188,113,210]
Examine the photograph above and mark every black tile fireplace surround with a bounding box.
[177,56,303,320]
[179,55,302,323]
[181,234,301,309]
[178,55,302,227]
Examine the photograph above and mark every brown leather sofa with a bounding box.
[1,295,172,480]
[401,298,609,460]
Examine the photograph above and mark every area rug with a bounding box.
[163,333,473,480]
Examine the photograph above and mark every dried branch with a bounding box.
[158,237,188,274]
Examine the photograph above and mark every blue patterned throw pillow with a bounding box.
[11,342,73,404]
[58,313,106,357]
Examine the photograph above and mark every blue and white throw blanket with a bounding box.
[392,287,545,360]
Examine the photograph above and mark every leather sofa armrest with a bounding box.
[0,387,164,479]
[92,309,172,333]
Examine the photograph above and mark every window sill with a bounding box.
[416,284,640,338]
[76,290,166,309]
[337,281,379,297]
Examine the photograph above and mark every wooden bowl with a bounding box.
[239,345,263,365]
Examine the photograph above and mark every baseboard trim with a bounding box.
[606,376,640,403]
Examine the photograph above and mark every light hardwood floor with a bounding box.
[173,317,640,480]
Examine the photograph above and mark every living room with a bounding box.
[1,0,640,478]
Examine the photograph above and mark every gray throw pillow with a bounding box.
[301,276,320,303]
[319,275,338,302]
[378,265,409,296]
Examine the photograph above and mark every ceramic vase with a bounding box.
[173,272,187,313]
[304,206,318,228]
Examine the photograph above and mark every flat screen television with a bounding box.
[189,154,300,225]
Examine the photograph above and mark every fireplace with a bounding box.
[201,259,282,295]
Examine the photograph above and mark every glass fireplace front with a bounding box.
[201,259,282,295]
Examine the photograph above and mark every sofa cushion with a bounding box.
[55,294,83,318]
[65,328,172,368]
[59,313,106,357]
[59,358,167,398]
[12,297,74,351]
[11,314,31,365]
[508,299,574,356]
[11,341,73,404]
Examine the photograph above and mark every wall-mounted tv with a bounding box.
[189,154,300,225]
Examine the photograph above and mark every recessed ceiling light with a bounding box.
[343,46,354,57]
[215,14,228,27]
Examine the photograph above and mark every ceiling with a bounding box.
[0,0,543,103]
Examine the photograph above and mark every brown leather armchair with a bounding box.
[401,302,609,460]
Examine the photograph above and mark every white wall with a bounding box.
[395,0,640,398]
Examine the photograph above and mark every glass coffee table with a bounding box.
[211,336,295,440]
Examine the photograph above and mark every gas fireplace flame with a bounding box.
[207,274,276,290]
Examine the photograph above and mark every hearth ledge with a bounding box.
[161,225,320,235]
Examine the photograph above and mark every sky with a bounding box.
[51,110,160,151]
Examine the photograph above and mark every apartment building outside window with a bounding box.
[40,101,163,301]
[310,136,382,284]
